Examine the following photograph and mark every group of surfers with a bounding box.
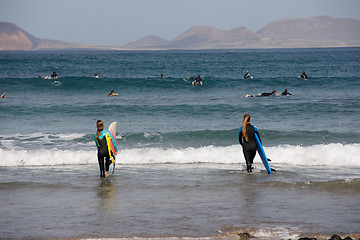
[38,69,308,83]
[244,70,308,79]
[2,69,302,100]
[111,70,300,97]
[189,70,308,86]
[41,72,99,79]
[246,89,292,98]
[190,70,308,86]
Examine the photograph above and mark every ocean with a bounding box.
[0,48,359,240]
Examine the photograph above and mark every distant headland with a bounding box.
[1,16,360,51]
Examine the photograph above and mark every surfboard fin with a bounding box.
[267,158,271,162]
[270,168,276,172]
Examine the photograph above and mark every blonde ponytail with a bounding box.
[96,120,104,138]
[242,114,250,141]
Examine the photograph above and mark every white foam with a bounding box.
[119,145,241,165]
[0,149,96,167]
[252,227,300,239]
[119,143,360,167]
[266,143,360,166]
[1,143,359,167]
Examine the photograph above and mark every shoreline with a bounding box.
[54,227,360,240]
[59,230,360,240]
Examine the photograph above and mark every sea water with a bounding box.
[0,48,359,239]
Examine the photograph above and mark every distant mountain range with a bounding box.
[126,16,360,49]
[1,16,360,51]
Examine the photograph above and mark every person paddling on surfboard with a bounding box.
[94,120,117,178]
[300,70,308,79]
[108,90,118,96]
[188,75,203,85]
[281,89,292,96]
[51,71,59,78]
[246,90,278,97]
[259,90,278,97]
[238,114,261,172]
[244,70,251,79]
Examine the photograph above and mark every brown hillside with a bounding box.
[167,26,260,49]
[125,35,168,48]
[0,22,35,50]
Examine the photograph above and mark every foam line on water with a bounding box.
[1,143,359,167]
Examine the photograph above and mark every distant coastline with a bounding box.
[1,16,360,51]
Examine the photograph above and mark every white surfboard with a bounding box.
[108,122,117,156]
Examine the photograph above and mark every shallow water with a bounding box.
[0,164,359,239]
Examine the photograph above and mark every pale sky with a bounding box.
[1,0,359,46]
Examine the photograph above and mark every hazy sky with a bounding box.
[1,0,359,46]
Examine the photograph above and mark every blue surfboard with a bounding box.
[255,133,271,174]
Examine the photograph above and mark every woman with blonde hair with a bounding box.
[238,114,261,172]
[94,120,117,178]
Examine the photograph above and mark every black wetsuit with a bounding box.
[191,76,203,83]
[244,73,250,79]
[96,137,112,178]
[281,91,292,96]
[301,73,308,79]
[239,124,261,172]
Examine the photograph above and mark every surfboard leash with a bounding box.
[112,161,116,175]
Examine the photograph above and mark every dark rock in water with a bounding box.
[329,235,343,240]
[299,237,317,240]
[342,237,353,240]
[238,232,251,239]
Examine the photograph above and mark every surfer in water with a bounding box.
[281,89,292,96]
[244,70,251,79]
[94,120,117,178]
[246,90,278,97]
[51,71,59,78]
[260,90,278,97]
[45,71,59,79]
[238,114,261,172]
[189,75,203,85]
[108,90,118,96]
[300,70,308,79]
